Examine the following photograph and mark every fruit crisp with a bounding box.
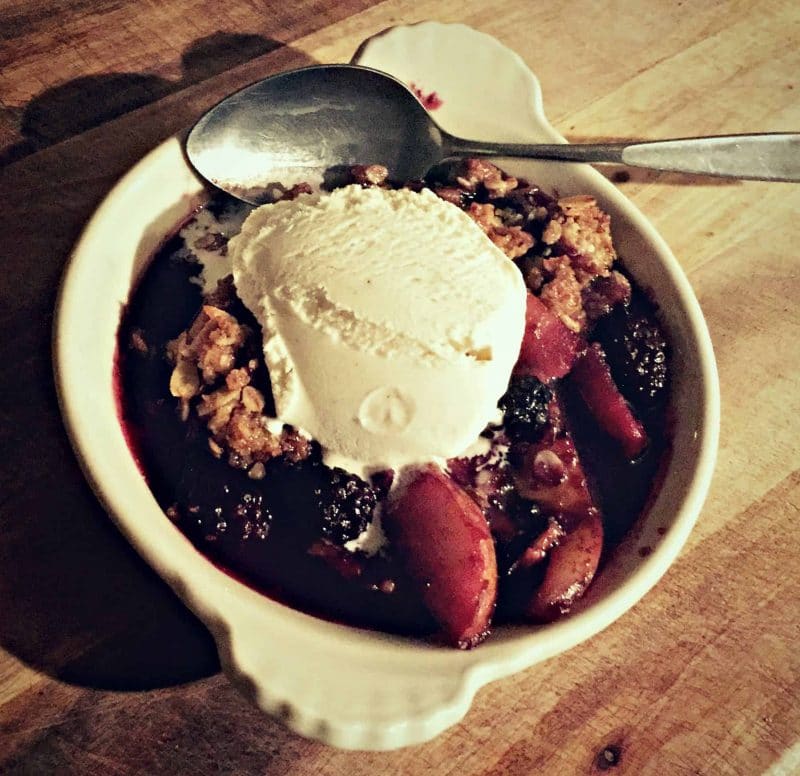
[117,159,671,648]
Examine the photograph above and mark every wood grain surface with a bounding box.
[1,0,799,773]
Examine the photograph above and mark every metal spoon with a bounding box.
[186,64,800,204]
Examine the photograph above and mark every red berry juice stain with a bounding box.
[409,82,443,110]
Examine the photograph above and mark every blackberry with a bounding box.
[594,301,669,410]
[499,376,553,441]
[224,489,272,542]
[314,469,377,545]
[181,478,273,546]
[174,440,275,549]
[198,485,272,546]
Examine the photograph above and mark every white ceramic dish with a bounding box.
[54,22,719,750]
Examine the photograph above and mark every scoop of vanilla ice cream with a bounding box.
[229,185,526,473]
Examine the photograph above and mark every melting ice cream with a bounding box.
[229,185,526,473]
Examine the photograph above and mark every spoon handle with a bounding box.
[444,133,800,182]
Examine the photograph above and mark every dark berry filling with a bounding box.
[116,162,672,645]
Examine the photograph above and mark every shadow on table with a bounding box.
[0,31,283,167]
[0,378,221,691]
[0,33,317,693]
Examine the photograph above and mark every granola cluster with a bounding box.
[167,304,309,475]
[541,194,616,278]
[170,306,246,402]
[467,202,534,259]
[429,160,630,333]
[349,164,389,187]
[456,158,519,198]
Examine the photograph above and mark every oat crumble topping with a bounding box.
[350,164,389,187]
[468,202,535,259]
[456,158,519,198]
[168,305,310,470]
[169,305,246,387]
[439,161,621,333]
[538,255,586,332]
[525,196,619,331]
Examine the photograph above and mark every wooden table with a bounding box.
[1,1,798,772]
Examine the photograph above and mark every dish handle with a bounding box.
[352,20,564,145]
[204,589,481,750]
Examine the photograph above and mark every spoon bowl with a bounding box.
[186,65,443,203]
